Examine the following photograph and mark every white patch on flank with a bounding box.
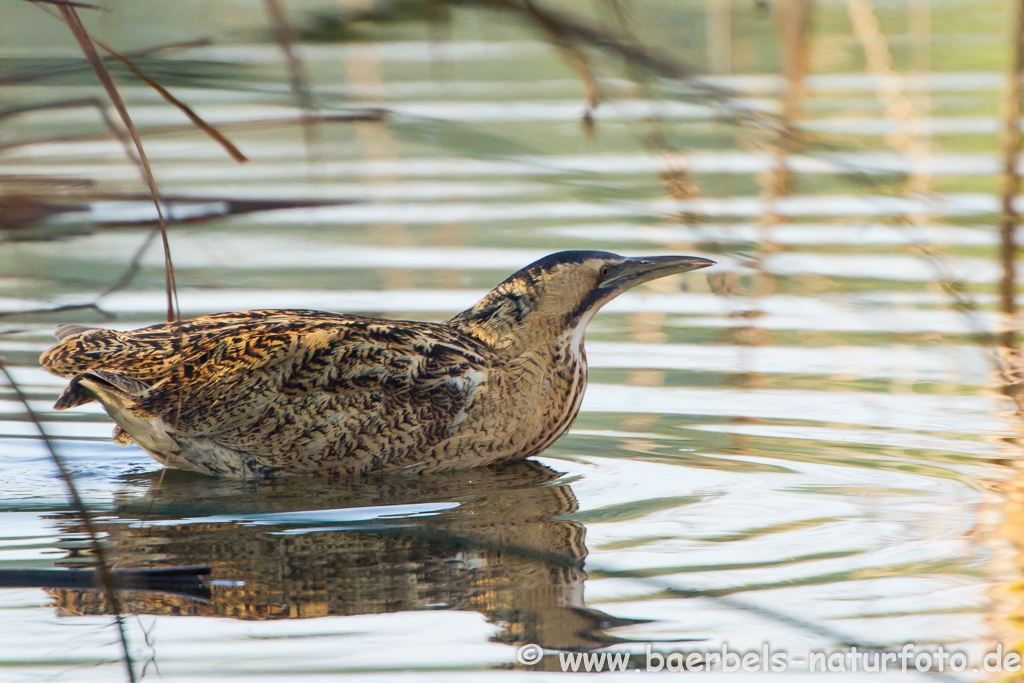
[447,368,489,428]
[81,378,186,467]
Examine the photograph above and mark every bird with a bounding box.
[40,250,714,478]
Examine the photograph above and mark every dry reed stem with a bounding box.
[55,5,179,323]
[0,361,137,683]
[264,0,322,172]
[847,0,930,192]
[20,11,193,679]
[89,37,249,163]
[849,0,1024,404]
[99,229,160,298]
[1000,0,1024,354]
[32,3,247,305]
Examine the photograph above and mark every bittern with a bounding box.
[40,250,713,478]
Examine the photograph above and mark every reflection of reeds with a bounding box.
[767,0,812,208]
[1000,0,1024,357]
[848,0,930,192]
[739,0,813,371]
[989,3,1024,673]
[847,0,946,404]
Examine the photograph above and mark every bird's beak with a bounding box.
[601,255,715,291]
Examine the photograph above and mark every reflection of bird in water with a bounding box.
[40,251,712,477]
[46,462,635,650]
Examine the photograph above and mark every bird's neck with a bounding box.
[450,286,544,356]
[449,290,592,459]
[447,287,578,357]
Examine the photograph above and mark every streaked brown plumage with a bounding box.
[40,250,713,478]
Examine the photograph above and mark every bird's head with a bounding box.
[447,250,715,352]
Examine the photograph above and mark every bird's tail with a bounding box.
[56,370,179,457]
[54,369,148,409]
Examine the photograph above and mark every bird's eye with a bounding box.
[599,265,610,279]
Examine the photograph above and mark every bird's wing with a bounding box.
[41,309,492,439]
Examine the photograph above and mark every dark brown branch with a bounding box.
[484,0,736,104]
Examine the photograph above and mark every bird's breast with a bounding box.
[446,335,587,461]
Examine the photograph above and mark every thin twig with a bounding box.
[0,96,141,169]
[98,229,159,298]
[23,0,108,11]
